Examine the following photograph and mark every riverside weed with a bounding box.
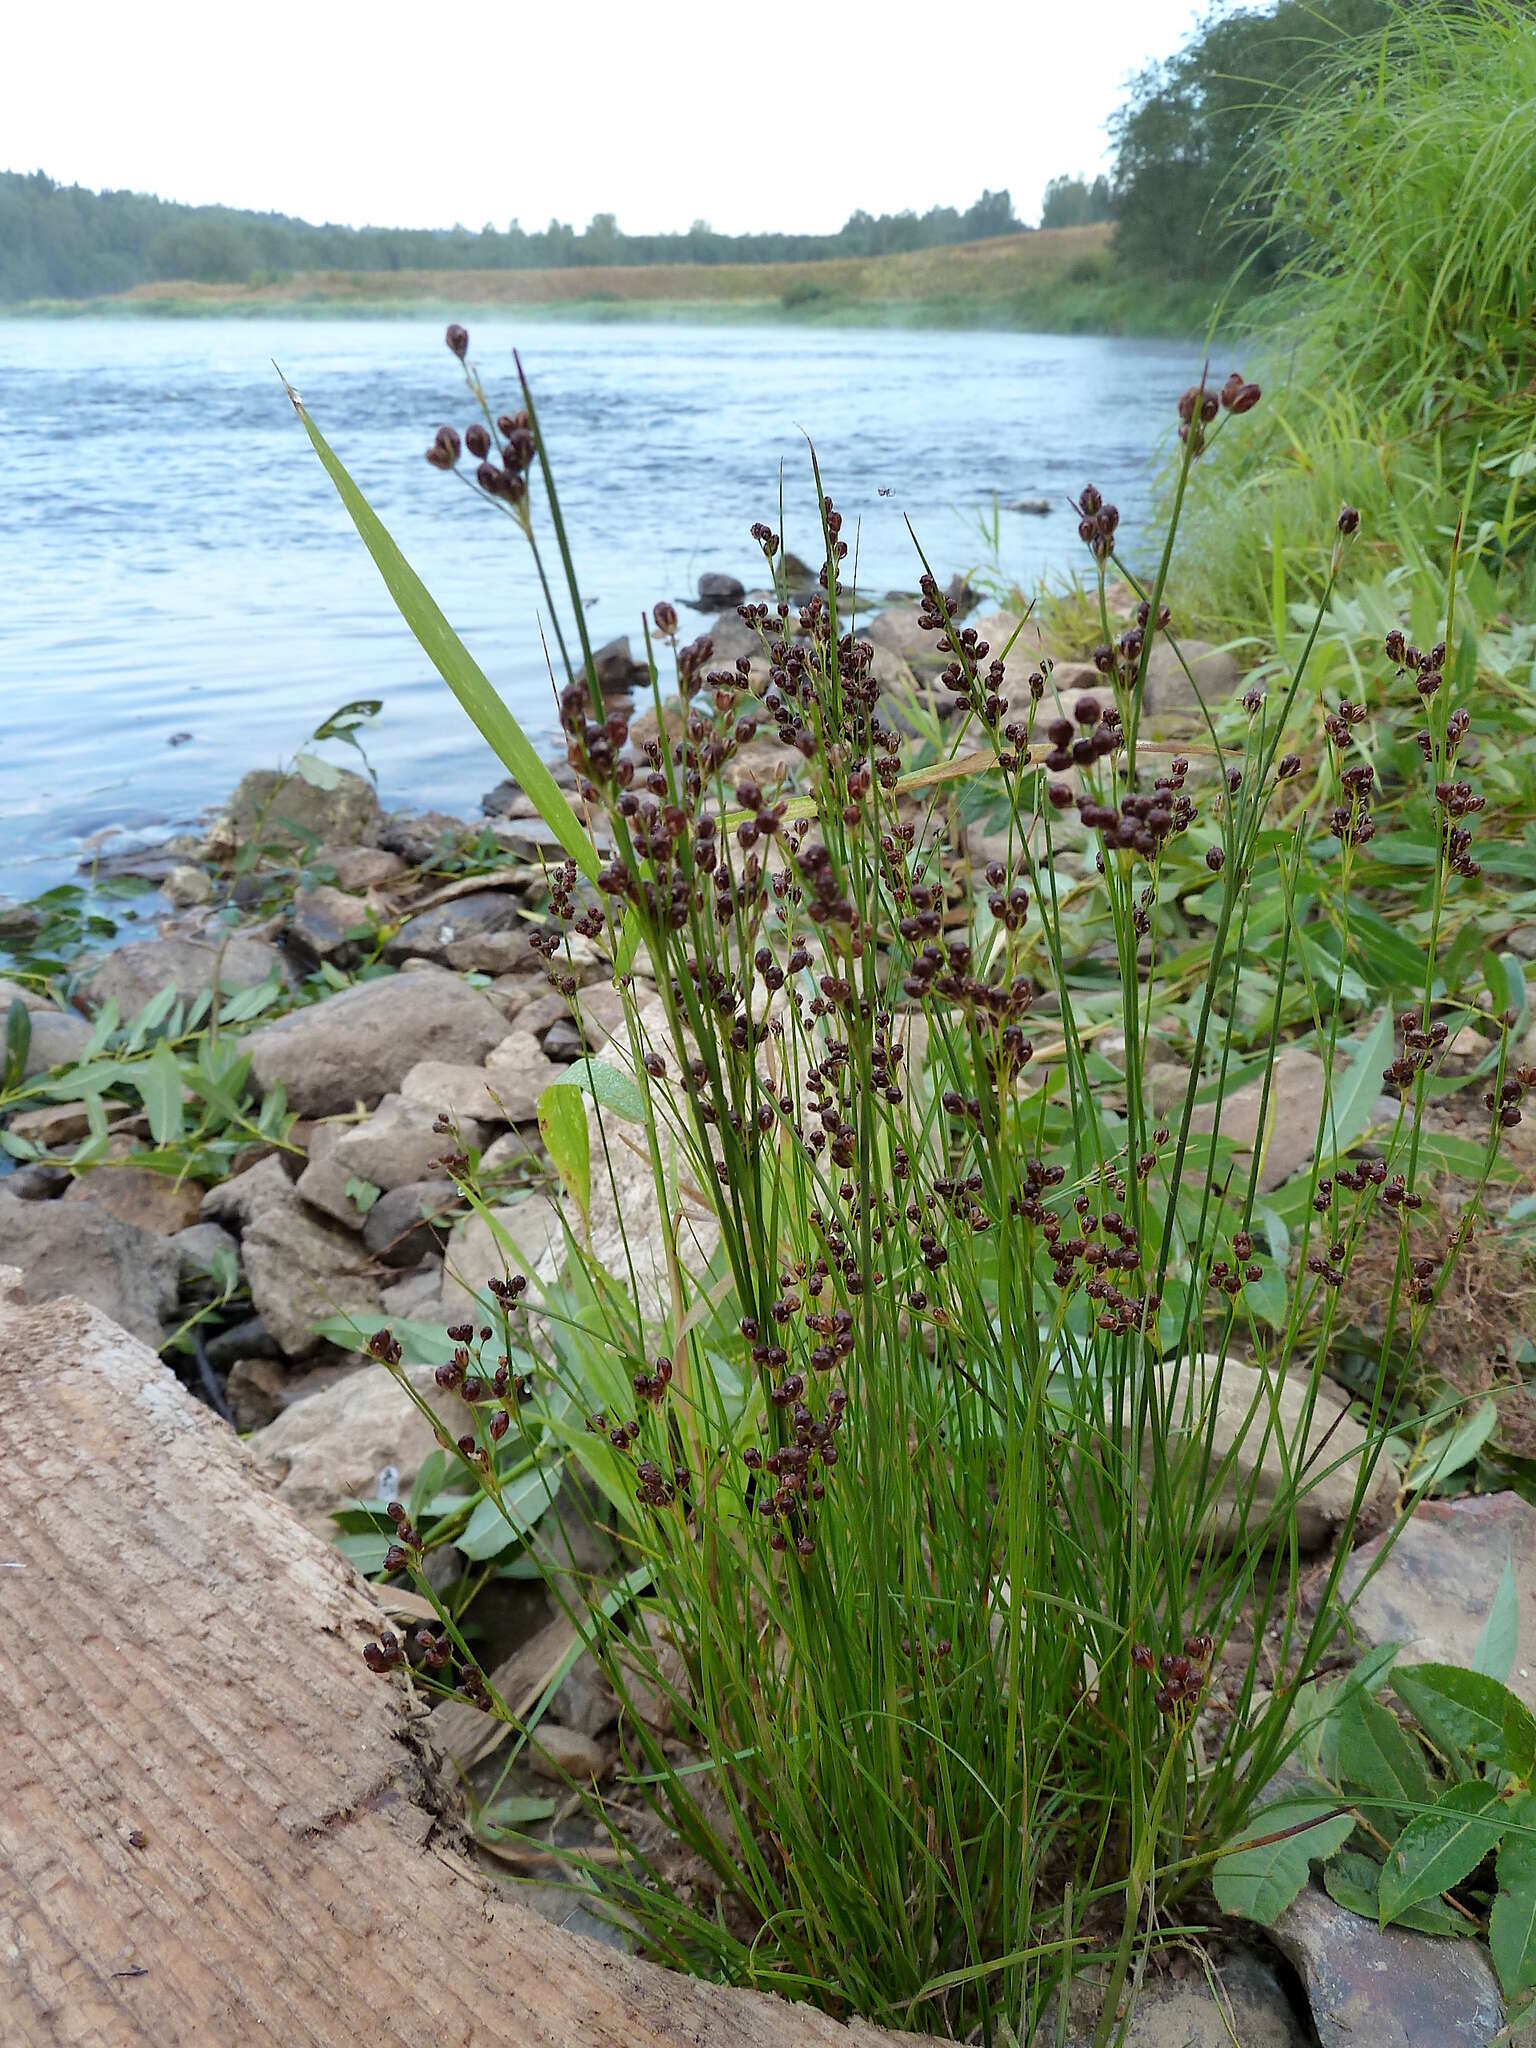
[298,331,1525,2041]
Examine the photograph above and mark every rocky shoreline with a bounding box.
[3,571,1530,2043]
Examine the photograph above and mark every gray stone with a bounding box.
[321,845,407,893]
[362,1178,459,1268]
[591,636,645,695]
[223,1355,291,1432]
[78,934,284,1020]
[294,1122,370,1233]
[243,965,506,1118]
[1274,1883,1502,2045]
[1168,1048,1339,1195]
[400,1060,509,1127]
[384,888,523,971]
[1507,924,1536,962]
[865,601,942,672]
[217,766,379,852]
[0,1190,178,1348]
[379,1260,446,1320]
[1342,1493,1536,1709]
[205,1314,279,1367]
[518,990,577,1040]
[575,985,626,1049]
[374,809,468,865]
[62,1166,203,1236]
[694,570,745,612]
[1063,1946,1307,2045]
[289,884,373,966]
[161,862,213,909]
[533,1096,718,1325]
[19,1008,93,1078]
[483,1030,561,1123]
[245,1360,470,1535]
[200,1154,295,1228]
[541,1016,584,1064]
[1144,1353,1398,1553]
[0,1162,69,1200]
[1141,638,1243,718]
[440,1198,565,1319]
[0,977,50,1013]
[241,1190,383,1356]
[169,1220,239,1290]
[479,1130,540,1180]
[528,1723,611,1784]
[329,1093,484,1194]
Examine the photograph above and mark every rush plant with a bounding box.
[291,330,1525,2041]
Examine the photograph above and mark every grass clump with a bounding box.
[1165,0,1536,642]
[295,327,1529,2041]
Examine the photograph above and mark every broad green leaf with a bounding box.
[137,1040,186,1145]
[313,1312,460,1366]
[538,1082,591,1221]
[292,750,342,791]
[286,389,599,884]
[1492,1800,1536,1996]
[1476,1558,1521,1684]
[1379,1780,1508,1927]
[1394,1662,1536,1774]
[124,981,180,1051]
[1337,1694,1433,1812]
[1212,1798,1355,1925]
[218,977,283,1025]
[457,1464,560,1561]
[1325,1849,1467,1935]
[556,1053,648,1123]
[345,1175,382,1216]
[82,998,120,1060]
[1410,1400,1498,1499]
[333,1529,392,1573]
[1320,1006,1395,1160]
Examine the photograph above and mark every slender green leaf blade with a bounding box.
[1492,1801,1536,1996]
[1322,1006,1395,1159]
[1380,1780,1508,1928]
[285,389,598,883]
[458,1465,559,1560]
[1475,1557,1521,1683]
[137,1040,186,1145]
[1213,1799,1355,1925]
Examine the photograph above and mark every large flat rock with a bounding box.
[243,965,507,1117]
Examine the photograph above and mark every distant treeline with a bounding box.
[0,174,1024,303]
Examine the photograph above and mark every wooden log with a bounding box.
[0,1269,933,2047]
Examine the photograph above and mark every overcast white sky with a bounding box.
[3,0,1211,234]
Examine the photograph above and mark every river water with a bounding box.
[0,316,1200,902]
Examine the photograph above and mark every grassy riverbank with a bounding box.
[17,225,1231,337]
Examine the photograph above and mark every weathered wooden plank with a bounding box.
[0,1269,930,2047]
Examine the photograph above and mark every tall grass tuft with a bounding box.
[1168,0,1536,640]
[293,335,1525,2041]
